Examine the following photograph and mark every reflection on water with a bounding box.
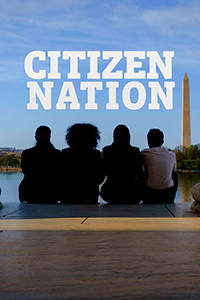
[0,171,200,203]
[175,173,200,203]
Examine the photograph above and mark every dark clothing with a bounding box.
[19,143,61,203]
[60,147,104,204]
[142,171,178,204]
[100,143,143,204]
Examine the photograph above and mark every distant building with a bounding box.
[0,148,23,156]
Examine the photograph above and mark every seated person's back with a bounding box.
[19,126,60,203]
[61,123,104,204]
[141,128,177,204]
[100,124,143,204]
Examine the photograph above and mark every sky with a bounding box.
[0,0,200,151]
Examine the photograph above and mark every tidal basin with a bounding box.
[0,171,199,204]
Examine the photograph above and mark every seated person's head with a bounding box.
[113,124,130,145]
[65,123,100,149]
[35,126,51,144]
[147,128,164,148]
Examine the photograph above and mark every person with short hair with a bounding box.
[19,125,61,203]
[141,128,177,204]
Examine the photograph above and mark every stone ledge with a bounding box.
[0,202,199,219]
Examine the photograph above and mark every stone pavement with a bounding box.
[1,202,200,299]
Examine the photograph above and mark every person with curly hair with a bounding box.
[60,123,104,204]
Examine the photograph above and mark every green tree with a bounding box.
[0,154,20,167]
[185,145,197,160]
[173,149,185,163]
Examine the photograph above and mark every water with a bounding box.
[0,171,23,203]
[176,173,200,203]
[0,171,200,204]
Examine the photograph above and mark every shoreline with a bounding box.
[0,167,21,172]
[176,170,200,174]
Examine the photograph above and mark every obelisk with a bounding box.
[182,73,191,152]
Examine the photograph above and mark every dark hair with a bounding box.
[113,124,130,145]
[35,125,51,143]
[65,123,100,149]
[147,128,164,148]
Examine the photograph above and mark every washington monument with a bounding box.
[182,73,191,152]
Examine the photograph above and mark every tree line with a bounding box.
[1,146,200,171]
[0,154,21,168]
[173,144,200,170]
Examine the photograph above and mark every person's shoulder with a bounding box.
[166,148,176,158]
[91,148,102,157]
[128,145,140,157]
[102,144,115,157]
[141,148,150,154]
[50,144,60,153]
[22,146,36,155]
[102,144,112,151]
[23,146,35,151]
[61,148,74,161]
[54,148,61,156]
[61,147,70,154]
[130,145,140,152]
[163,147,175,155]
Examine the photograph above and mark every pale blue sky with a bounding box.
[0,0,200,150]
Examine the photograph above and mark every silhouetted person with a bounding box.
[141,128,177,204]
[60,123,104,204]
[100,125,143,204]
[19,125,61,203]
